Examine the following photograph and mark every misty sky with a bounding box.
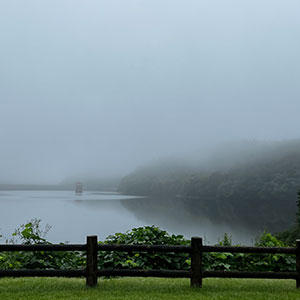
[1,0,300,183]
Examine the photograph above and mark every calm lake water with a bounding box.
[0,190,147,243]
[0,190,255,244]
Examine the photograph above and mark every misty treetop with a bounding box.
[118,140,300,233]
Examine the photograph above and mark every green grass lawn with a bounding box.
[0,277,299,300]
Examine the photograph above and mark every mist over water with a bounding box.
[1,0,300,184]
[1,1,300,242]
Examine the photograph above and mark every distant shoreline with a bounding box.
[0,184,117,192]
[0,184,72,191]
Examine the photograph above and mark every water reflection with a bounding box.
[0,191,256,244]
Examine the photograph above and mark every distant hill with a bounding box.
[118,140,300,233]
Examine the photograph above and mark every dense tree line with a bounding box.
[118,140,300,233]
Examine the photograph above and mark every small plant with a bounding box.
[12,219,51,245]
[218,233,233,246]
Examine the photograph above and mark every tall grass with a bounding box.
[0,277,299,300]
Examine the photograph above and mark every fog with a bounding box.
[1,0,300,184]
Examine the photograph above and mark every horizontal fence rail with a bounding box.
[0,236,299,288]
[98,244,192,253]
[97,269,191,278]
[202,245,296,254]
[0,270,85,278]
[0,244,86,252]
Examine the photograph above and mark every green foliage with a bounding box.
[276,227,300,246]
[0,222,297,273]
[0,219,84,270]
[12,218,50,245]
[202,232,295,272]
[218,233,232,246]
[98,228,296,272]
[98,226,190,270]
[255,231,285,247]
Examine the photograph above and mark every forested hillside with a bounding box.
[118,140,300,232]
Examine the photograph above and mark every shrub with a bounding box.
[98,226,190,270]
[202,232,295,272]
[0,219,84,270]
[0,221,296,273]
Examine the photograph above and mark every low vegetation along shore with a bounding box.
[0,220,298,273]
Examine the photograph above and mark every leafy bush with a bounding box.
[202,232,295,272]
[0,221,297,272]
[98,226,190,270]
[12,219,51,245]
[0,219,84,270]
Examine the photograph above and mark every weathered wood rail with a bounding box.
[0,236,299,288]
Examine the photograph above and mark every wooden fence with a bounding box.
[0,236,299,288]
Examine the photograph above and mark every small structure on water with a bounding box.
[75,182,83,194]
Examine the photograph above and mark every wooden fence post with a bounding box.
[191,237,202,288]
[86,235,98,287]
[296,240,300,288]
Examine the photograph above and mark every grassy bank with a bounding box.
[0,277,299,300]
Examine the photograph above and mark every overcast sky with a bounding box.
[1,0,300,183]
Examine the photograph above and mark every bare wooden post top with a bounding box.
[191,237,203,288]
[86,235,98,287]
